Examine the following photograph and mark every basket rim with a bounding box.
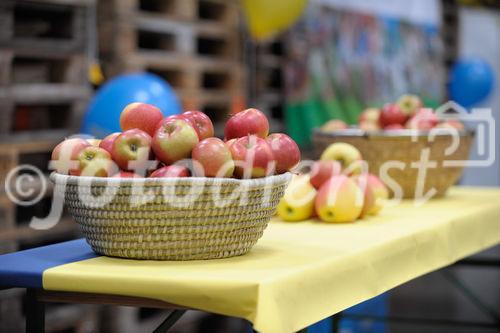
[50,171,292,187]
[313,127,474,138]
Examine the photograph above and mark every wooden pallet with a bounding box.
[0,50,88,87]
[0,0,94,55]
[0,134,78,241]
[251,38,286,133]
[0,0,93,137]
[0,90,89,136]
[98,0,245,130]
[0,2,97,331]
[0,134,86,331]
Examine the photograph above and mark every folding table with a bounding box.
[1,187,499,333]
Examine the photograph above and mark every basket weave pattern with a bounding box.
[52,173,291,260]
[313,130,473,198]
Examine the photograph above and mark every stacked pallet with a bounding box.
[0,0,96,331]
[98,0,245,135]
[0,0,93,137]
[0,133,82,251]
[251,38,286,132]
[0,0,94,250]
[0,0,93,254]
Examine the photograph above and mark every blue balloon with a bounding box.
[81,72,181,137]
[449,57,494,107]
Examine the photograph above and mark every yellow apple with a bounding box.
[320,142,363,175]
[366,174,389,215]
[277,174,317,222]
[321,119,348,131]
[315,175,363,223]
[352,175,376,218]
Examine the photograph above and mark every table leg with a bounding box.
[331,312,342,333]
[153,309,186,333]
[26,289,45,333]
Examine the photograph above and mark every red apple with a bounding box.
[152,118,199,164]
[99,132,120,154]
[111,129,153,173]
[358,108,380,124]
[112,171,141,178]
[225,138,237,148]
[120,102,164,136]
[321,119,348,131]
[154,115,195,134]
[384,124,405,131]
[397,94,422,116]
[406,108,438,130]
[354,173,389,215]
[436,119,465,130]
[266,133,300,173]
[229,135,275,178]
[70,146,116,177]
[149,165,190,178]
[51,138,91,174]
[379,103,408,127]
[309,160,342,189]
[224,108,269,140]
[192,138,234,177]
[181,111,214,140]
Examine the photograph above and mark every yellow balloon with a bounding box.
[241,0,308,40]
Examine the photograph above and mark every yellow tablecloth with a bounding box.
[44,187,500,332]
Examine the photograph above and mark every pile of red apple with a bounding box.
[321,94,464,132]
[51,103,300,179]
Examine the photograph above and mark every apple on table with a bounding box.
[358,108,380,124]
[224,108,269,140]
[436,119,465,130]
[120,102,164,136]
[315,175,364,223]
[181,111,214,140]
[111,129,153,174]
[379,103,408,128]
[150,165,190,178]
[320,142,363,175]
[277,174,316,222]
[406,108,438,130]
[99,132,120,154]
[397,94,422,117]
[321,119,348,131]
[51,138,91,174]
[192,137,235,178]
[266,133,301,174]
[71,146,117,177]
[229,135,275,178]
[152,118,199,165]
[309,160,342,189]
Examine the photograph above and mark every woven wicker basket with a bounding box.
[51,172,291,260]
[312,128,473,198]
